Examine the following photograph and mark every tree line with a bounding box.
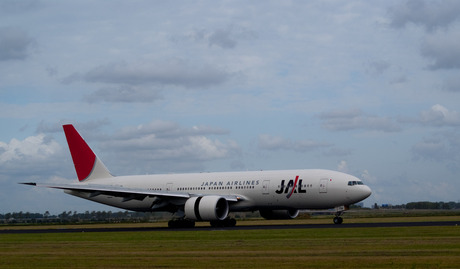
[0,210,171,224]
[1,201,459,224]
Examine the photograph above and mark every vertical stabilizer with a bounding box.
[63,124,113,181]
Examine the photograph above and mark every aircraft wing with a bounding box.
[20,182,240,202]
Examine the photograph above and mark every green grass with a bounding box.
[1,225,459,268]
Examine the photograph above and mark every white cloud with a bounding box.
[337,160,348,172]
[419,104,460,127]
[95,120,239,174]
[0,134,65,180]
[0,134,60,163]
[360,169,378,185]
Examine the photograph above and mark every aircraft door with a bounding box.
[166,183,173,192]
[319,178,328,193]
[262,180,270,195]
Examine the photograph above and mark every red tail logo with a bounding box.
[63,125,96,181]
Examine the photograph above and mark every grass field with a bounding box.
[1,218,459,268]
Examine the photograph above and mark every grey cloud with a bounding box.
[84,86,163,103]
[388,0,460,32]
[209,28,237,49]
[182,25,257,49]
[36,119,111,135]
[0,0,42,14]
[257,134,331,152]
[421,34,460,70]
[390,76,407,85]
[319,109,401,132]
[66,60,230,88]
[442,76,460,92]
[412,138,446,161]
[365,60,391,75]
[0,27,35,61]
[411,132,460,171]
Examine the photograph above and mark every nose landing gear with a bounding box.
[333,205,348,224]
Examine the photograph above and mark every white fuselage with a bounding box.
[66,169,372,212]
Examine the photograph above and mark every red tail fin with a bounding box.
[63,124,112,181]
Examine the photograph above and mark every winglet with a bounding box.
[63,124,112,181]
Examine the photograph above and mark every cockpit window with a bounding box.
[348,180,364,186]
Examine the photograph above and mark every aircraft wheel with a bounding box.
[333,217,343,225]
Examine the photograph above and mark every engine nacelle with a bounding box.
[259,209,300,220]
[184,196,229,221]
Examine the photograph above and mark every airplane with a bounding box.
[23,124,372,227]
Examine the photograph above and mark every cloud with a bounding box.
[419,104,460,127]
[180,25,257,49]
[36,119,111,134]
[360,169,378,185]
[442,76,460,92]
[411,132,460,171]
[388,0,460,32]
[0,134,64,179]
[337,160,348,172]
[0,0,42,14]
[83,86,163,103]
[64,60,230,89]
[208,26,256,49]
[96,120,238,173]
[421,32,460,70]
[209,28,237,49]
[365,60,391,75]
[257,134,331,152]
[318,109,401,132]
[0,26,35,61]
[112,120,229,141]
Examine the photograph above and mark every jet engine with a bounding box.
[259,209,299,220]
[184,196,229,221]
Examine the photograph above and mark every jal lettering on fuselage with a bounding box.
[275,176,307,198]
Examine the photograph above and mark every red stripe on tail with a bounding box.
[63,124,96,181]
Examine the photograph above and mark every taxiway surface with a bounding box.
[1,221,458,234]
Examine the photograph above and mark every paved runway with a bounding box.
[1,221,458,234]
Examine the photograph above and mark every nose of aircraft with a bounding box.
[361,185,372,199]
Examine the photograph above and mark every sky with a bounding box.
[1,0,460,214]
